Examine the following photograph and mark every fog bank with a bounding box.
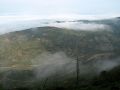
[1,52,120,89]
[0,15,114,34]
[49,22,111,31]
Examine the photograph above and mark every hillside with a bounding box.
[0,25,120,67]
[0,18,120,90]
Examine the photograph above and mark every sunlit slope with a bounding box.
[0,26,120,68]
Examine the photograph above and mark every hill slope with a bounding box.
[0,18,120,90]
[0,25,120,67]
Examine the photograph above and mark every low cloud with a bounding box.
[1,52,120,89]
[49,22,111,31]
[0,15,115,34]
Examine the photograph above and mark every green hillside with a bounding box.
[0,26,120,67]
[0,18,120,90]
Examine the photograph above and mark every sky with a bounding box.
[0,0,120,34]
[0,0,120,17]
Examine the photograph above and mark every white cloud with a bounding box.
[49,22,111,31]
[0,14,116,34]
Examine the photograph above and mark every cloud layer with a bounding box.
[49,22,111,31]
